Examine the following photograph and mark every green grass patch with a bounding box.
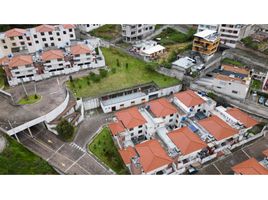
[222,58,244,67]
[89,127,129,174]
[18,94,41,105]
[90,24,121,41]
[0,134,57,174]
[251,79,262,90]
[154,27,195,46]
[67,47,180,97]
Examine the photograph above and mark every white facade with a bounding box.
[77,24,103,32]
[197,24,219,33]
[121,24,155,43]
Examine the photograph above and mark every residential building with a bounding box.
[131,40,157,54]
[232,158,268,175]
[141,44,165,61]
[118,146,137,169]
[110,107,148,148]
[197,24,219,33]
[196,64,252,99]
[130,139,173,175]
[2,55,42,85]
[168,126,208,172]
[0,24,76,58]
[40,49,71,77]
[196,24,254,48]
[76,24,103,32]
[218,24,254,48]
[192,29,220,61]
[121,24,155,43]
[172,57,196,74]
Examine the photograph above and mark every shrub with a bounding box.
[116,58,120,67]
[125,63,129,69]
[111,68,116,73]
[69,75,73,82]
[34,94,38,99]
[99,69,108,78]
[56,119,75,142]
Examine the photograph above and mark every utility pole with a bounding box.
[21,81,28,97]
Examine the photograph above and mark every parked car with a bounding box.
[187,166,198,174]
[265,99,268,107]
[258,96,266,104]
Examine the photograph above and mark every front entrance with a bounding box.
[111,106,116,111]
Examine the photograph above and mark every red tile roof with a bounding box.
[222,64,249,75]
[135,139,172,173]
[263,149,268,157]
[232,158,268,175]
[148,98,178,118]
[226,108,259,128]
[70,44,91,55]
[198,115,238,141]
[8,55,33,68]
[35,24,55,33]
[5,28,26,37]
[41,49,64,61]
[174,90,205,108]
[119,146,137,165]
[115,107,147,129]
[63,24,75,29]
[108,121,125,136]
[168,127,207,155]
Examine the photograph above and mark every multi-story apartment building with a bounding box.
[121,24,155,43]
[192,29,220,61]
[2,55,42,85]
[0,24,76,58]
[197,24,254,48]
[40,49,71,76]
[76,24,103,32]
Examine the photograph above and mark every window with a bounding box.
[18,36,23,40]
[59,63,63,66]
[10,37,14,40]
[131,101,135,104]
[56,32,60,36]
[12,43,16,46]
[232,90,238,94]
[57,58,62,61]
[35,40,39,44]
[26,37,30,41]
[20,42,25,45]
[217,86,222,89]
[138,125,143,128]
[34,34,37,38]
[1,39,5,43]
[28,42,32,46]
[63,31,66,34]
[163,116,166,119]
[3,46,8,49]
[170,113,174,117]
[131,133,134,136]
[58,38,61,41]
[42,38,46,41]
[129,128,133,131]
[70,34,74,38]
[44,43,49,47]
[50,37,54,40]
[51,43,55,46]
[120,104,124,107]
[169,119,172,123]
[138,130,142,134]
[69,29,72,32]
[41,32,45,36]
[49,32,52,35]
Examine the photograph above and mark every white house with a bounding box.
[141,44,165,61]
[172,57,196,73]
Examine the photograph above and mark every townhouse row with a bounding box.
[0,24,77,58]
[0,39,105,86]
[108,90,262,175]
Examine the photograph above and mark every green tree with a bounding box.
[95,47,99,55]
[56,119,75,142]
[125,63,129,69]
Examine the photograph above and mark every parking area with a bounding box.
[17,124,112,175]
[198,133,268,175]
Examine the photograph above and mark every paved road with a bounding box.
[198,134,268,175]
[17,124,112,175]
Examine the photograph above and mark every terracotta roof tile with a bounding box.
[8,55,33,68]
[35,24,55,33]
[226,108,259,128]
[41,49,64,61]
[63,24,75,29]
[70,44,91,55]
[198,115,238,141]
[108,121,125,136]
[119,146,137,165]
[174,90,205,108]
[215,74,244,84]
[148,98,178,118]
[168,127,207,155]
[5,28,26,37]
[232,158,268,175]
[135,139,172,173]
[115,107,147,129]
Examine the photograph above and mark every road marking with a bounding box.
[64,153,86,173]
[46,144,65,161]
[213,163,222,175]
